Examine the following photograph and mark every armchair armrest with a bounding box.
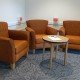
[25,27,36,49]
[8,30,29,42]
[0,37,15,63]
[46,26,57,35]
[59,27,65,36]
[25,27,34,32]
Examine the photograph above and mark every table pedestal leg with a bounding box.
[42,41,45,60]
[49,43,55,69]
[64,42,68,66]
[54,45,59,60]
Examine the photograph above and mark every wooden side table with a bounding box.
[42,35,69,69]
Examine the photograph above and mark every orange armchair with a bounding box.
[26,20,57,53]
[0,22,29,69]
[59,21,80,50]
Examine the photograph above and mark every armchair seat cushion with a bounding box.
[66,35,80,45]
[14,40,28,54]
[36,34,46,44]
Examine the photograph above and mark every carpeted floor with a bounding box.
[0,49,80,80]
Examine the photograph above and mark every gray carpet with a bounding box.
[0,49,80,80]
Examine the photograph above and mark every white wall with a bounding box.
[26,0,80,24]
[0,0,80,27]
[0,0,26,26]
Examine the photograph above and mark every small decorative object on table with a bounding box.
[18,17,23,25]
[53,17,59,27]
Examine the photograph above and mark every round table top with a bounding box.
[42,35,69,43]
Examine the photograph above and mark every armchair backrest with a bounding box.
[26,20,48,34]
[0,22,9,37]
[63,21,80,35]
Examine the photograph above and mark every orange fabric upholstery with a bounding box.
[36,34,46,44]
[14,40,28,54]
[66,35,80,45]
[59,27,65,36]
[27,20,47,34]
[63,21,80,35]
[59,21,80,50]
[0,22,9,37]
[26,19,57,51]
[0,22,29,69]
[68,44,80,50]
[46,26,58,35]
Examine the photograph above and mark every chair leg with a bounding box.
[10,63,15,69]
[33,49,35,54]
